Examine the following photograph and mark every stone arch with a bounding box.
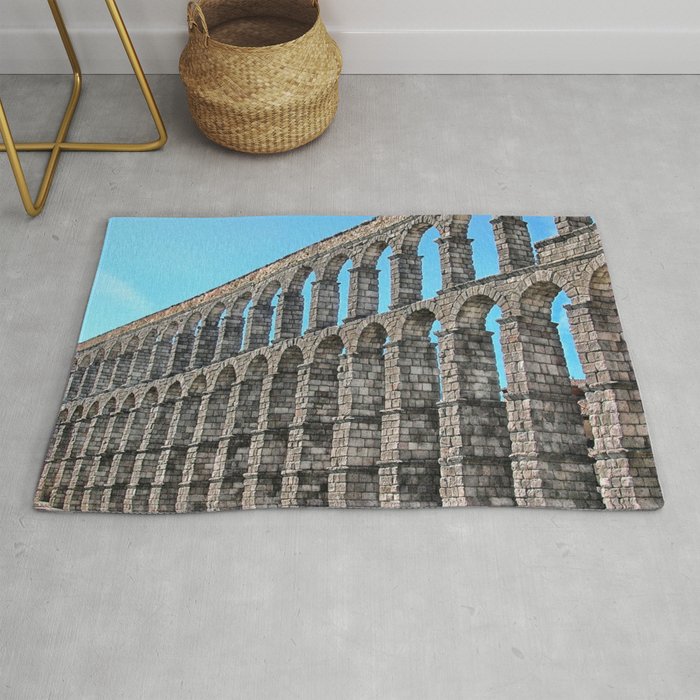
[245,280,283,350]
[436,293,515,507]
[88,391,135,507]
[112,336,139,388]
[243,346,303,508]
[69,398,115,510]
[282,334,345,507]
[500,279,600,509]
[144,380,190,512]
[328,322,389,507]
[190,364,239,509]
[123,386,157,452]
[396,221,434,254]
[172,378,202,447]
[280,265,314,339]
[577,263,634,384]
[95,343,121,393]
[192,303,225,368]
[108,386,160,512]
[346,241,394,321]
[574,253,607,299]
[357,238,393,268]
[150,322,178,379]
[564,261,661,509]
[392,222,445,307]
[148,381,182,450]
[69,404,84,423]
[309,253,352,330]
[514,269,584,312]
[517,280,585,381]
[131,328,157,383]
[203,365,237,441]
[235,354,268,433]
[120,393,136,412]
[47,401,92,508]
[183,373,220,511]
[65,354,90,400]
[172,312,202,374]
[85,396,117,456]
[212,354,265,509]
[380,308,443,507]
[454,290,507,328]
[210,293,252,361]
[80,348,104,397]
[61,400,98,493]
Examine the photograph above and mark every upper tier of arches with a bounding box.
[65,215,598,402]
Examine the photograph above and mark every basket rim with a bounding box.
[189,1,324,52]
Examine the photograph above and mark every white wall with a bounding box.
[2,0,700,73]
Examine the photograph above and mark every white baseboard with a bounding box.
[2,27,700,74]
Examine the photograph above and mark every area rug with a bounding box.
[34,214,663,513]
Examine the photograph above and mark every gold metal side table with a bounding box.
[0,0,167,217]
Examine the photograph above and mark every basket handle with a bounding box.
[187,2,210,45]
[187,0,321,43]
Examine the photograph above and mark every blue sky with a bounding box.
[82,215,584,382]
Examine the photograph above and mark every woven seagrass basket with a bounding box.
[179,0,342,153]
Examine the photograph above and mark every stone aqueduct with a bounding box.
[35,215,662,513]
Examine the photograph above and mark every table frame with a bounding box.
[0,0,168,217]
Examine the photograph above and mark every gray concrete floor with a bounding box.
[1,74,699,699]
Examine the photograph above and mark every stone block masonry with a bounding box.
[36,215,664,513]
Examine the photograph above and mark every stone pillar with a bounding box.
[328,351,382,507]
[308,279,339,331]
[554,216,594,236]
[36,421,72,504]
[148,338,173,379]
[125,397,180,513]
[566,300,662,509]
[47,421,72,463]
[389,251,422,309]
[208,381,255,510]
[244,302,273,350]
[499,314,602,509]
[192,320,219,367]
[64,413,109,510]
[491,216,535,274]
[130,345,153,384]
[437,327,514,507]
[169,330,195,375]
[435,231,475,289]
[213,313,244,361]
[104,403,148,512]
[49,416,91,509]
[110,352,133,389]
[378,339,442,507]
[242,373,291,508]
[65,366,85,400]
[177,392,215,512]
[34,423,66,505]
[170,392,206,511]
[346,266,379,321]
[47,460,73,509]
[78,362,100,397]
[82,410,126,511]
[95,356,118,393]
[206,435,247,511]
[150,396,189,512]
[276,290,304,340]
[281,359,338,507]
